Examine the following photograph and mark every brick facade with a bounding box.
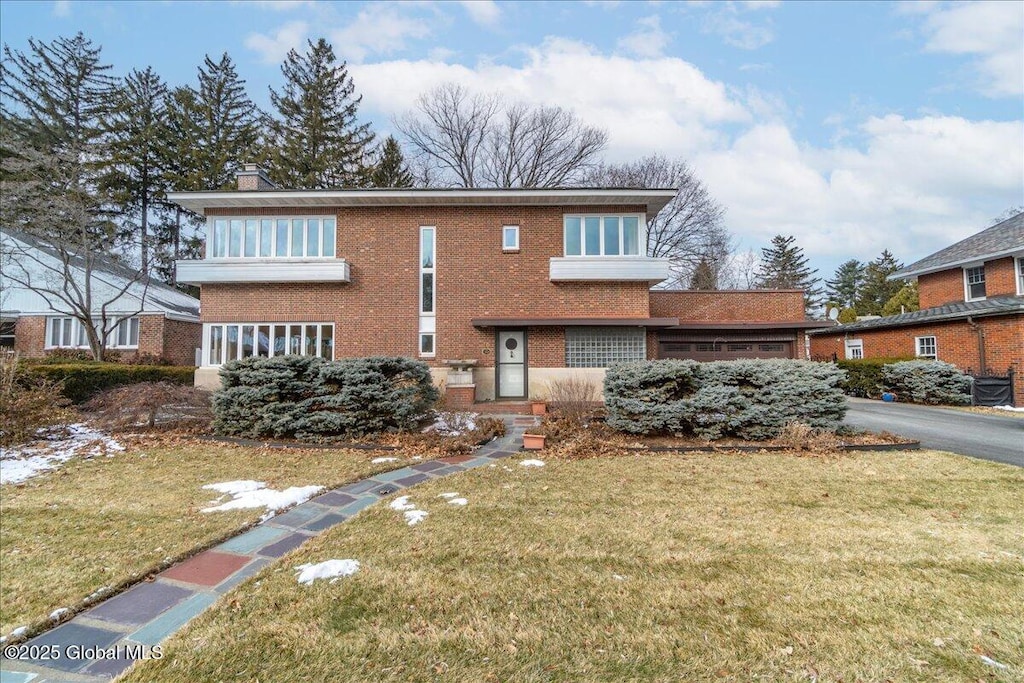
[919,256,1020,308]
[649,290,806,322]
[809,315,1024,406]
[12,313,200,365]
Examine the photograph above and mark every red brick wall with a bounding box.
[198,205,652,369]
[12,314,199,366]
[649,290,806,322]
[809,314,1024,405]
[918,257,1019,308]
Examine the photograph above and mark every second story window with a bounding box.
[563,215,642,257]
[210,217,336,259]
[1017,257,1023,294]
[964,266,986,300]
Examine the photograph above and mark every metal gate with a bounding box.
[969,367,1015,407]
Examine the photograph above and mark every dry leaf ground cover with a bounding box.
[0,439,405,635]
[123,449,1023,683]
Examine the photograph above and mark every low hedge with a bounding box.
[23,363,195,403]
[881,360,972,405]
[604,359,847,440]
[212,355,439,440]
[836,357,914,398]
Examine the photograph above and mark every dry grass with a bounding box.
[0,438,405,635]
[123,450,1023,682]
[947,405,1024,419]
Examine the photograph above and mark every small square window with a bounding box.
[916,336,937,360]
[845,339,863,360]
[502,225,519,251]
[420,333,435,357]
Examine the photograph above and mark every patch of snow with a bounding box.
[201,481,323,521]
[612,574,626,581]
[980,655,1008,669]
[404,509,429,525]
[1,424,124,485]
[389,495,416,511]
[295,559,360,585]
[448,498,468,506]
[519,459,545,467]
[372,457,399,463]
[993,405,1024,412]
[424,411,478,436]
[11,626,27,638]
[49,608,70,621]
[438,492,459,499]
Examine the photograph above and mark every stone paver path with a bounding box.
[0,417,536,682]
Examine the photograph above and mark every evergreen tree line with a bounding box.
[0,33,411,287]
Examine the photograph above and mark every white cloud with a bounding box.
[240,0,318,10]
[741,0,780,9]
[352,37,1021,270]
[244,20,309,64]
[702,4,775,50]
[52,0,71,17]
[459,0,501,27]
[329,4,432,63]
[917,1,1024,97]
[617,15,671,58]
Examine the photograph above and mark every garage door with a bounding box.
[658,339,793,361]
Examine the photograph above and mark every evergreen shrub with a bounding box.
[836,357,913,398]
[24,363,194,403]
[605,358,846,440]
[881,360,972,405]
[212,355,439,439]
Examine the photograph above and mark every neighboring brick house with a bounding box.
[809,212,1024,405]
[1,229,202,366]
[171,165,824,403]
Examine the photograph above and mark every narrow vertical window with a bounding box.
[420,226,436,356]
[584,217,601,255]
[226,325,239,361]
[323,218,336,258]
[209,326,222,365]
[306,219,320,257]
[229,219,243,257]
[564,217,582,255]
[276,220,289,257]
[291,219,304,256]
[623,217,640,255]
[244,219,257,257]
[213,219,227,257]
[603,217,620,256]
[257,325,270,356]
[260,219,273,257]
[320,324,334,359]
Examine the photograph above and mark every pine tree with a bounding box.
[825,259,864,309]
[688,257,718,290]
[856,250,904,315]
[881,281,920,316]
[195,53,260,190]
[266,38,374,189]
[104,67,169,273]
[754,235,823,315]
[370,135,413,188]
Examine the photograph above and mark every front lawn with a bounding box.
[123,450,1023,682]
[0,439,405,636]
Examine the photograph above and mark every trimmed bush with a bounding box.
[836,357,914,398]
[212,355,440,440]
[605,359,847,440]
[24,363,195,403]
[881,360,972,405]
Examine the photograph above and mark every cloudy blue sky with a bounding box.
[2,0,1022,277]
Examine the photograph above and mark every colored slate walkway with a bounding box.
[0,416,536,682]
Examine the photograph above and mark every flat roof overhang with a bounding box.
[167,188,678,216]
[471,317,679,328]
[665,321,835,331]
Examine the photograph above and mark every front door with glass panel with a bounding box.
[496,330,527,399]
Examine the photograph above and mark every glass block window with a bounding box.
[565,326,646,368]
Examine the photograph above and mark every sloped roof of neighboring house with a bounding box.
[0,228,199,320]
[167,187,679,216]
[891,212,1024,280]
[808,295,1024,335]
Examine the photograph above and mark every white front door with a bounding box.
[497,330,527,399]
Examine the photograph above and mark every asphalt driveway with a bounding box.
[844,397,1024,467]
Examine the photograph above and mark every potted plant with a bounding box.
[522,433,546,450]
[530,400,547,416]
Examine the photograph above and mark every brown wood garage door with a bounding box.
[658,336,795,361]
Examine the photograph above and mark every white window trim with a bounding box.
[419,226,436,357]
[1016,256,1024,295]
[419,332,435,358]
[915,335,937,360]
[963,264,986,302]
[202,322,335,367]
[208,215,337,260]
[563,213,646,257]
[502,225,520,252]
[844,339,864,360]
[45,316,140,350]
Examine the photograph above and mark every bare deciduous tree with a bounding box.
[397,83,607,188]
[584,155,731,288]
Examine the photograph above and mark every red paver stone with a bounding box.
[162,550,250,587]
[438,455,474,464]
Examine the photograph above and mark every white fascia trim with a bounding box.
[176,259,350,284]
[890,247,1024,281]
[549,256,670,283]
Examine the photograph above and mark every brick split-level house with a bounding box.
[0,229,202,366]
[809,211,1024,406]
[172,165,826,404]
